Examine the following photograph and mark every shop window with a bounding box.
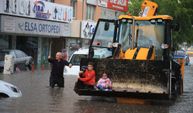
[86,4,95,20]
[0,35,9,49]
[41,38,49,64]
[16,36,38,64]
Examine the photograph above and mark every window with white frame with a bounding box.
[86,4,95,20]
[71,0,77,18]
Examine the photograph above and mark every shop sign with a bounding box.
[20,22,60,34]
[0,0,73,23]
[87,0,97,5]
[33,1,51,19]
[81,21,96,39]
[98,0,108,7]
[107,0,128,12]
[0,15,71,37]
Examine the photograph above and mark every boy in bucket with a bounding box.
[75,62,96,90]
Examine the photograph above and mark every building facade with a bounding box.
[58,0,129,59]
[0,0,128,68]
[0,0,73,68]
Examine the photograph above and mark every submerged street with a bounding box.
[0,66,193,113]
[0,0,193,113]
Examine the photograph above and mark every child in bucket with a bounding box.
[97,72,112,91]
[76,62,96,90]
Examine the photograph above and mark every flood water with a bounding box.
[0,66,193,113]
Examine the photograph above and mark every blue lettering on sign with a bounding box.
[25,22,28,31]
[23,21,60,34]
[33,23,36,31]
[33,1,51,20]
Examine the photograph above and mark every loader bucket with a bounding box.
[74,58,171,99]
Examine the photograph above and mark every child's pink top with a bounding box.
[97,78,112,88]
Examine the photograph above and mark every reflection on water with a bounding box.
[0,67,193,113]
[73,98,169,113]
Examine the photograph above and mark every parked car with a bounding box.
[64,48,112,76]
[174,50,190,65]
[0,80,22,98]
[0,49,33,72]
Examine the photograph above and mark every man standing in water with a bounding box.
[48,52,72,88]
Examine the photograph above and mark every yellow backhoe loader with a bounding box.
[74,0,183,100]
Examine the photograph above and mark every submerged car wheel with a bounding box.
[0,67,3,73]
[0,93,9,98]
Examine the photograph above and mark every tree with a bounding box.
[128,0,193,46]
[128,0,143,16]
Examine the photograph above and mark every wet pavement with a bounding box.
[0,66,193,113]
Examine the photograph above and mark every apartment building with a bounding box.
[54,0,128,57]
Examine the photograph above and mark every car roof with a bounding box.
[73,48,89,55]
[73,48,110,56]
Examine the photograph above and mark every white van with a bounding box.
[64,48,112,76]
